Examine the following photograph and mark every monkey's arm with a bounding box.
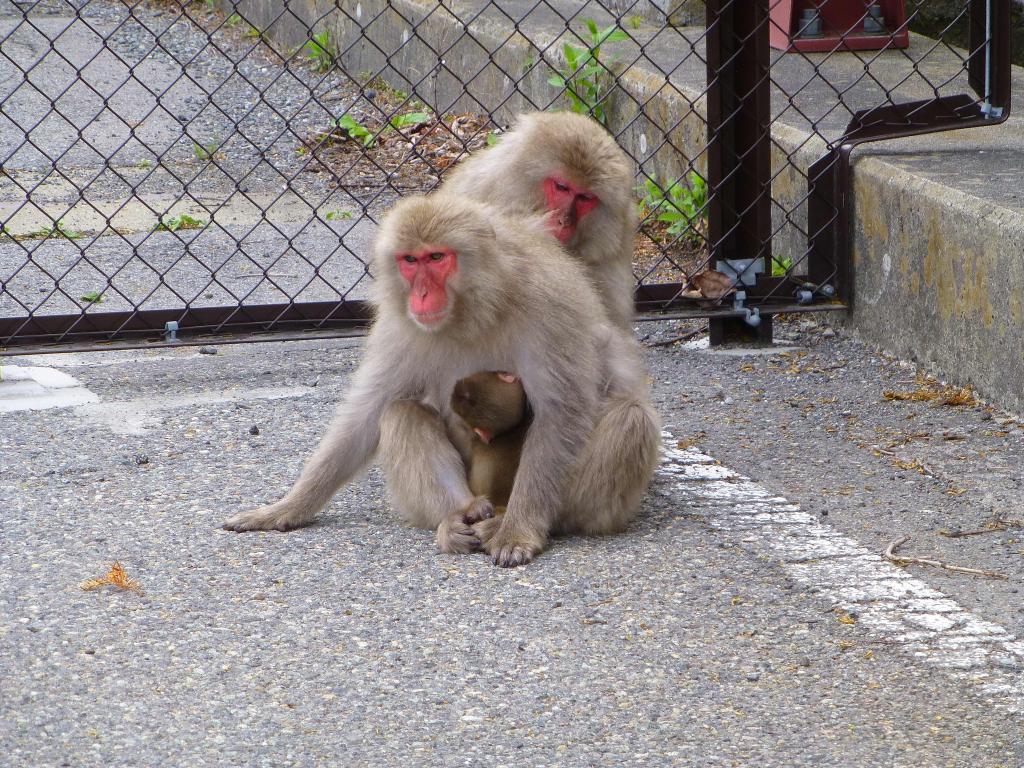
[223,326,414,531]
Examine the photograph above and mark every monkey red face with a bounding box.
[396,248,458,328]
[543,176,599,244]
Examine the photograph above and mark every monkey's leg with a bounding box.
[378,401,493,554]
[556,397,661,535]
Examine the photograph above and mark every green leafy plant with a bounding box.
[639,171,707,244]
[226,12,242,27]
[547,19,628,124]
[80,290,104,304]
[628,14,644,29]
[304,30,333,73]
[192,138,222,161]
[336,114,376,148]
[154,213,206,232]
[29,221,81,240]
[136,158,152,169]
[244,24,260,38]
[325,210,354,221]
[486,130,500,147]
[389,111,430,130]
[771,256,793,276]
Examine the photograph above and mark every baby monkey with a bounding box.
[450,371,531,514]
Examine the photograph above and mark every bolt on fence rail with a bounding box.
[0,0,1011,351]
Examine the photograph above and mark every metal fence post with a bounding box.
[705,0,773,346]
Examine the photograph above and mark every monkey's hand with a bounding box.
[222,502,312,532]
[437,496,494,554]
[475,515,545,568]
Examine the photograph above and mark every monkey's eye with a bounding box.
[577,193,596,203]
[428,252,446,262]
[401,255,417,264]
[554,180,570,193]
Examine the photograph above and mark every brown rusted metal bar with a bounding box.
[0,300,373,349]
[705,0,773,345]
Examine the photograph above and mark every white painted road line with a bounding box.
[659,433,1024,712]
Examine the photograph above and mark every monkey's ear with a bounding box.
[497,372,518,384]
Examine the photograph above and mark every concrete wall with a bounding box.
[847,153,1024,412]
[601,0,704,25]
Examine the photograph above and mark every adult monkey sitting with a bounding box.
[443,110,660,553]
[223,194,647,566]
[442,110,637,331]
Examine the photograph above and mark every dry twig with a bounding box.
[883,535,1006,580]
[938,515,1024,538]
[646,326,707,348]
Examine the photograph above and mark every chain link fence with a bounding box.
[0,0,1011,349]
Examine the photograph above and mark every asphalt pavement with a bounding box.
[2,317,1023,767]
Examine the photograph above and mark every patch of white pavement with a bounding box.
[659,432,1024,712]
[73,386,315,435]
[0,365,99,413]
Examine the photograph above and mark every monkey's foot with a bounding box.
[476,517,544,568]
[222,503,311,532]
[437,498,494,554]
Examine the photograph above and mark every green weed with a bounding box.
[638,171,707,244]
[771,256,793,276]
[304,30,333,73]
[154,213,206,232]
[192,138,222,161]
[335,114,376,148]
[547,19,628,124]
[325,210,354,221]
[80,290,104,304]
[28,222,81,240]
[388,112,430,130]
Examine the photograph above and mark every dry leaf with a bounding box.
[80,562,143,595]
[690,269,736,300]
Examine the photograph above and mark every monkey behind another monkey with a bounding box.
[450,371,530,511]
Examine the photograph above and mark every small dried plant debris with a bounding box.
[308,110,499,192]
[883,376,979,408]
[80,562,144,595]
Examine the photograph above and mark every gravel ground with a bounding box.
[2,320,1023,767]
